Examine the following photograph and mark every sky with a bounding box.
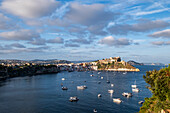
[0,0,170,63]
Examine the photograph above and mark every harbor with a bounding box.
[0,65,163,113]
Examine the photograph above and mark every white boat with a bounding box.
[90,74,94,77]
[131,80,137,88]
[131,85,137,88]
[122,92,132,97]
[113,98,122,103]
[132,88,139,92]
[101,77,103,79]
[62,87,68,90]
[108,90,114,93]
[123,72,127,74]
[111,84,114,87]
[98,94,102,97]
[93,109,97,112]
[106,80,110,83]
[83,85,87,89]
[138,101,144,104]
[98,72,101,74]
[77,85,87,90]
[61,77,65,81]
[69,96,79,102]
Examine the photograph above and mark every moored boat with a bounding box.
[98,94,102,97]
[62,78,65,81]
[113,98,122,103]
[138,101,144,104]
[108,89,114,93]
[69,96,79,102]
[132,88,139,92]
[122,92,132,97]
[93,109,97,112]
[62,87,68,90]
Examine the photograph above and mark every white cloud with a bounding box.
[1,0,60,18]
[0,29,39,40]
[148,29,170,38]
[98,36,132,47]
[134,8,170,16]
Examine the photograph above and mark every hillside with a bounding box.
[139,65,170,113]
[92,57,140,71]
[127,60,144,65]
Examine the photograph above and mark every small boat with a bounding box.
[83,85,87,89]
[62,87,68,90]
[123,72,127,74]
[138,101,144,104]
[62,78,65,81]
[131,80,137,88]
[106,80,110,83]
[108,90,114,93]
[69,96,79,102]
[113,98,122,103]
[61,83,63,86]
[93,109,97,112]
[98,94,102,97]
[90,74,94,77]
[77,85,87,90]
[111,84,114,87]
[98,81,101,84]
[98,72,101,74]
[132,88,139,92]
[122,92,132,97]
[131,85,137,88]
[101,77,103,79]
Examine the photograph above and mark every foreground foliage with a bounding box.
[140,65,170,113]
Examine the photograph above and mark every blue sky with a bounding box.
[0,0,170,63]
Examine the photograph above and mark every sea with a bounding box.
[0,65,165,113]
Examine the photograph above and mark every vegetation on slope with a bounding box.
[140,65,170,113]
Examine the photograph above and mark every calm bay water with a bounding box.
[0,65,164,113]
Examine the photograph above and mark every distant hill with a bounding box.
[127,60,144,65]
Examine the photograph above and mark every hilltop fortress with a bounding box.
[89,56,140,72]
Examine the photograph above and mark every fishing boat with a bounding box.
[113,98,122,103]
[101,77,103,79]
[111,84,114,87]
[122,92,132,97]
[90,74,94,77]
[69,96,79,102]
[132,88,139,92]
[108,89,114,93]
